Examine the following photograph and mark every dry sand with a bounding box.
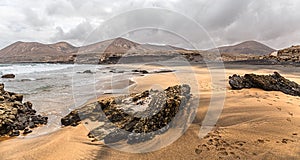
[0,65,299,160]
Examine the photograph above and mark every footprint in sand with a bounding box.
[276,107,282,111]
[286,101,293,105]
[288,112,293,117]
[286,117,292,122]
[234,141,246,147]
[196,131,246,159]
[282,138,295,144]
[195,148,202,154]
[218,151,229,158]
[244,91,250,96]
[257,139,270,144]
[257,139,264,143]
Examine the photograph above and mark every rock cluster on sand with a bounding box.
[229,72,300,96]
[61,84,192,144]
[0,83,48,137]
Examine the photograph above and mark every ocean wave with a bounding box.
[0,63,74,75]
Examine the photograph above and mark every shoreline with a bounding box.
[1,60,300,66]
[0,65,299,159]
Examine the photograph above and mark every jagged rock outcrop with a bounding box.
[229,72,300,96]
[0,83,48,137]
[61,84,192,144]
[260,45,300,64]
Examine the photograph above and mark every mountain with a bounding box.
[0,37,195,64]
[76,37,195,63]
[217,40,275,56]
[0,41,78,63]
[206,41,275,61]
[0,38,275,64]
[78,37,186,54]
[78,37,139,54]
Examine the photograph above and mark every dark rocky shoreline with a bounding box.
[0,83,48,137]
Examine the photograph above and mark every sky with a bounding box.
[0,0,300,50]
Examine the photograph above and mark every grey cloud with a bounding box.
[195,0,252,30]
[83,8,213,49]
[52,20,94,45]
[1,0,300,49]
[23,8,50,28]
[216,0,300,47]
[46,0,119,18]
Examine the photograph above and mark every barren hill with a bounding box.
[0,38,276,64]
[0,41,78,63]
[217,40,275,56]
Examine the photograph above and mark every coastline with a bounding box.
[0,64,299,159]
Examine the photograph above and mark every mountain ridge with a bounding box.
[0,38,276,63]
[217,40,275,56]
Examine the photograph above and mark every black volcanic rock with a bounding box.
[61,110,81,126]
[0,83,48,137]
[229,72,300,96]
[83,70,93,74]
[1,74,15,79]
[61,84,192,144]
[132,69,149,74]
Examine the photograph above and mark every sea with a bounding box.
[0,63,137,138]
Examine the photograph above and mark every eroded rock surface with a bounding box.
[61,84,193,144]
[264,45,300,63]
[0,83,48,137]
[229,72,300,96]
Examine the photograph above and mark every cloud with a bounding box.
[0,0,300,49]
[51,20,94,45]
[23,8,50,28]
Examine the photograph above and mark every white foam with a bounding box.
[0,63,74,75]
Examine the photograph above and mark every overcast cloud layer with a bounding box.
[0,0,300,49]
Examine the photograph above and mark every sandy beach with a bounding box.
[0,65,299,160]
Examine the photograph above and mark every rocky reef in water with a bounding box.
[61,84,194,144]
[0,83,48,137]
[229,72,300,96]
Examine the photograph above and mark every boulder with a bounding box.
[83,70,93,74]
[0,83,48,137]
[132,69,149,74]
[1,74,15,79]
[153,69,174,73]
[61,84,192,144]
[61,110,81,126]
[229,72,300,96]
